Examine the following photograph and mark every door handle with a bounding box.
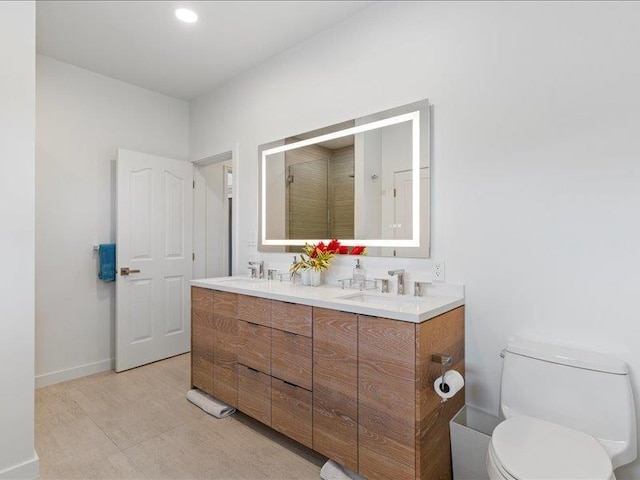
[120,267,141,276]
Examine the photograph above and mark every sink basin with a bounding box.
[338,293,426,307]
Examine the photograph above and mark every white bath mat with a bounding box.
[320,460,365,480]
[186,388,236,418]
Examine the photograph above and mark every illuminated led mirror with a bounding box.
[258,99,430,258]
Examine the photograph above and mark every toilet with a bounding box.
[487,337,637,480]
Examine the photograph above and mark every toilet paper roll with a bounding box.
[433,370,464,400]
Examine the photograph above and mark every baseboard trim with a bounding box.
[0,451,39,480]
[35,358,115,388]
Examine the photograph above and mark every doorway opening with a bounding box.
[193,151,235,279]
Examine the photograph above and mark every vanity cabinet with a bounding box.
[191,286,464,480]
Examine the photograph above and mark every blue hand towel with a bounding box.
[98,244,116,282]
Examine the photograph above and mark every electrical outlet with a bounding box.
[433,260,445,282]
[247,232,257,247]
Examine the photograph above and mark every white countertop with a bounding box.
[191,276,464,323]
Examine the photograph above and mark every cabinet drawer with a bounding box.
[271,329,312,390]
[237,320,271,374]
[238,295,271,327]
[272,377,312,448]
[237,364,271,426]
[271,301,312,337]
[213,290,237,318]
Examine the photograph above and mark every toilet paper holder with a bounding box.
[431,353,452,395]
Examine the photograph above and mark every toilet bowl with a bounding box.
[486,337,636,480]
[486,415,614,480]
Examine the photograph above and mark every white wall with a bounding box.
[35,55,189,386]
[190,2,640,477]
[0,2,38,478]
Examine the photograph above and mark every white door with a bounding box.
[382,168,430,257]
[116,149,193,372]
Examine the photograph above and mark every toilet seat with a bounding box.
[489,415,614,480]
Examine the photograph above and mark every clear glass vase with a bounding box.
[301,269,322,286]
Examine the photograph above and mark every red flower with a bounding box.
[338,245,349,254]
[350,246,366,255]
[326,238,341,254]
[311,241,327,258]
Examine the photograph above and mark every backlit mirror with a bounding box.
[259,99,430,257]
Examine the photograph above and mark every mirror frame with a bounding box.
[258,99,429,251]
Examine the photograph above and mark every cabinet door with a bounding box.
[272,377,312,448]
[358,315,416,480]
[313,308,358,471]
[237,364,271,426]
[191,287,214,396]
[213,315,238,407]
[271,329,312,390]
[237,320,271,374]
[213,291,238,406]
[416,306,465,480]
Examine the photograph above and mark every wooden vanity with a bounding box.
[191,285,464,480]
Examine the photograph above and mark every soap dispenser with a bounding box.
[353,258,366,284]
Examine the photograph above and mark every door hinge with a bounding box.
[192,252,195,261]
[393,188,397,198]
[193,180,195,189]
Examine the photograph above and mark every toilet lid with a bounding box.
[491,416,613,480]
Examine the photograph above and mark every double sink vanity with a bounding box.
[190,98,465,479]
[190,276,465,480]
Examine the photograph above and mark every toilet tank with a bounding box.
[500,337,637,468]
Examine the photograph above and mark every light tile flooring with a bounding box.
[36,354,325,479]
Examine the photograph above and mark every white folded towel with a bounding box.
[320,460,365,480]
[186,389,236,418]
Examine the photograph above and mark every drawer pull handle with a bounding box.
[247,366,260,373]
[283,380,297,388]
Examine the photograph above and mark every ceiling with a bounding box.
[36,1,373,100]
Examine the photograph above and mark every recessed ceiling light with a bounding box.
[175,8,198,23]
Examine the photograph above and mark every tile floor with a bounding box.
[36,354,325,479]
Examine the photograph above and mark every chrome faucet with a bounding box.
[388,269,406,295]
[248,261,265,279]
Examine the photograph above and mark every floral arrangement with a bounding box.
[290,239,366,274]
